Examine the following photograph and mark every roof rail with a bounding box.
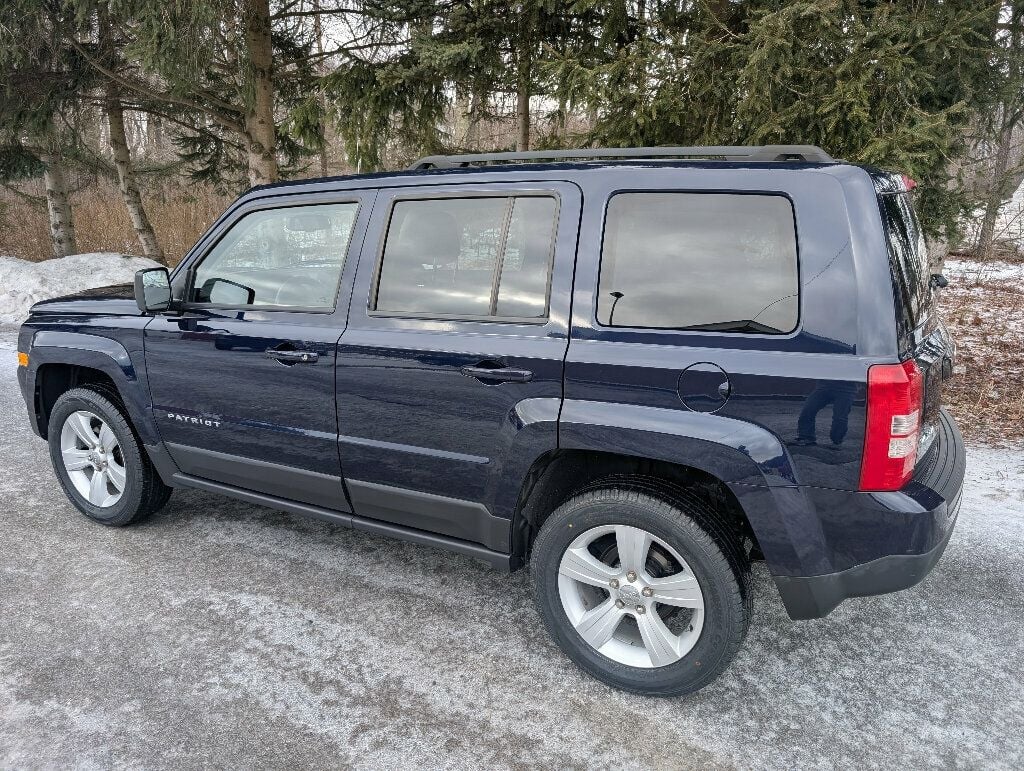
[407,145,834,170]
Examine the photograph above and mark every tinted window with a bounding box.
[191,203,357,309]
[878,189,930,331]
[598,193,799,333]
[496,197,558,317]
[374,196,557,319]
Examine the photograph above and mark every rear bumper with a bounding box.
[775,408,965,619]
[774,511,957,619]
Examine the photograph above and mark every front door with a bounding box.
[145,194,372,510]
[335,182,581,550]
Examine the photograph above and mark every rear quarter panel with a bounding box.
[565,165,899,493]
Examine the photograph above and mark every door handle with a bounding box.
[460,365,534,383]
[266,348,319,364]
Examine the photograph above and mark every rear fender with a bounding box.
[558,400,834,577]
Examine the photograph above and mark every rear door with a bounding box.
[145,193,373,510]
[334,181,581,550]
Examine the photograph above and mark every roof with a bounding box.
[248,145,842,197]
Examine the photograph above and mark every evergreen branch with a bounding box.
[1,183,48,207]
[65,37,245,134]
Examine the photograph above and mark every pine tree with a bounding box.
[321,0,582,169]
[63,0,327,188]
[0,2,94,257]
[546,0,1004,240]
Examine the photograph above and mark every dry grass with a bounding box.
[0,180,230,266]
[939,259,1024,445]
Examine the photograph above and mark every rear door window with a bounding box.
[373,195,558,319]
[597,192,799,333]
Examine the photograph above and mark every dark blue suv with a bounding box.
[16,145,965,696]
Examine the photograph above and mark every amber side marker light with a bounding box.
[17,352,29,367]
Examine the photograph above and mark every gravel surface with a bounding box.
[1,326,1022,769]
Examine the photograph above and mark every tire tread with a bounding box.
[531,482,751,696]
[48,386,172,526]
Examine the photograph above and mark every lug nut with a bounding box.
[642,587,653,598]
[635,606,646,614]
[615,599,625,609]
[626,571,637,582]
[609,579,619,589]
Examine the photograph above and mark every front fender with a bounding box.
[558,400,834,578]
[25,330,161,447]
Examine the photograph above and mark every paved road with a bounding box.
[1,327,1022,769]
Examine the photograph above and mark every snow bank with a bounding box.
[945,258,1024,283]
[0,253,161,324]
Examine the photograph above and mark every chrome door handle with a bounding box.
[266,348,318,364]
[460,365,534,383]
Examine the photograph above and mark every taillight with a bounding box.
[859,359,923,491]
[900,174,917,191]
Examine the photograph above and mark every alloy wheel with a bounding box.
[59,410,127,508]
[557,524,705,668]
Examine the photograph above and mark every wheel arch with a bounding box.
[34,362,120,438]
[27,332,160,447]
[510,448,764,570]
[509,403,803,572]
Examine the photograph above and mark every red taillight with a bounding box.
[900,174,917,191]
[859,359,923,491]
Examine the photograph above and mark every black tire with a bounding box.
[47,386,172,526]
[530,485,750,697]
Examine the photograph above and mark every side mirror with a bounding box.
[134,268,171,314]
[200,277,256,306]
[930,273,949,289]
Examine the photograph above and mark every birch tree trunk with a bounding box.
[516,85,530,152]
[467,90,485,150]
[96,3,163,261]
[107,96,165,263]
[39,153,77,258]
[243,0,279,186]
[313,0,328,176]
[977,3,1023,260]
[976,124,1014,260]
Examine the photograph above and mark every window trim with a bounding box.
[181,199,363,314]
[595,189,802,335]
[368,191,561,324]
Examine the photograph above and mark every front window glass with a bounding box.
[191,202,358,309]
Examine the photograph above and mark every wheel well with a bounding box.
[34,364,120,438]
[510,449,762,569]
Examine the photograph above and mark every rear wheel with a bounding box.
[48,387,172,526]
[531,486,750,696]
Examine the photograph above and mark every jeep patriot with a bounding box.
[17,145,965,696]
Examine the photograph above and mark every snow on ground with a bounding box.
[945,257,1024,283]
[939,255,1024,445]
[0,253,160,324]
[0,321,1021,767]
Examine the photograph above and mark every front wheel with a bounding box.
[530,486,750,696]
[47,387,172,526]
